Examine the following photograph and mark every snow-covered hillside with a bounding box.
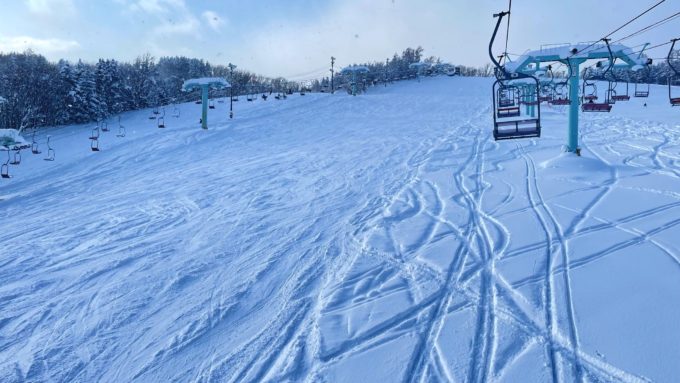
[1,77,679,382]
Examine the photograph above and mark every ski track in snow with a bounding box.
[1,77,679,382]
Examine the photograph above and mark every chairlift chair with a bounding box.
[581,53,614,113]
[172,105,180,118]
[101,121,110,132]
[157,116,165,128]
[153,107,160,115]
[91,138,100,152]
[89,127,100,140]
[634,82,650,98]
[9,149,21,165]
[209,99,215,109]
[44,136,55,161]
[668,38,680,106]
[610,80,630,102]
[489,12,541,141]
[549,82,571,105]
[1,151,10,178]
[31,130,41,154]
[115,116,126,137]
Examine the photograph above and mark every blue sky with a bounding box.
[0,0,678,78]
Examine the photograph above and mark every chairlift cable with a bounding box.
[613,10,680,44]
[502,0,512,65]
[570,0,666,58]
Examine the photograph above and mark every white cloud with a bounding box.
[202,11,226,32]
[0,35,80,55]
[25,0,76,14]
[243,1,458,78]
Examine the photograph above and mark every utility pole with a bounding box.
[330,56,335,94]
[228,63,236,119]
[385,58,389,87]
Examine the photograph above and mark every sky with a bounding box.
[0,0,678,79]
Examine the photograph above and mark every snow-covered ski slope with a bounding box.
[1,77,680,382]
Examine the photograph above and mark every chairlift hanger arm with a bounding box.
[489,11,509,77]
[668,38,680,75]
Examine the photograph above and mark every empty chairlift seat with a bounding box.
[581,101,612,112]
[493,81,541,140]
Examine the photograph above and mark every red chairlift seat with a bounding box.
[671,97,680,106]
[611,94,630,101]
[549,98,571,105]
[582,102,612,112]
[583,95,598,101]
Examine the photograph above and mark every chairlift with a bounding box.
[91,139,100,152]
[634,82,650,98]
[153,107,160,115]
[489,11,541,140]
[89,127,100,140]
[9,149,21,165]
[582,42,615,112]
[172,105,180,118]
[195,99,202,104]
[44,135,55,161]
[583,80,598,101]
[582,77,613,112]
[115,116,126,137]
[668,38,680,106]
[498,86,519,107]
[209,99,215,109]
[1,150,10,178]
[550,70,571,106]
[31,129,41,154]
[101,121,110,132]
[158,116,165,128]
[610,80,630,102]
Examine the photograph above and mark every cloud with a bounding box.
[0,35,80,55]
[243,1,459,78]
[25,0,76,14]
[202,10,226,32]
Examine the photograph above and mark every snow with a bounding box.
[506,43,647,74]
[341,65,369,74]
[181,77,230,90]
[0,129,30,151]
[1,76,679,382]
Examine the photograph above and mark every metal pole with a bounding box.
[568,60,582,153]
[229,63,236,119]
[201,85,208,129]
[330,56,335,94]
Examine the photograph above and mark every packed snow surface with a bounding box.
[1,77,679,382]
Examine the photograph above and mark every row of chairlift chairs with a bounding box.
[6,82,316,178]
[1,129,55,179]
[490,28,680,141]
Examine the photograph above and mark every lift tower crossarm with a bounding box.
[502,42,648,153]
[182,77,230,130]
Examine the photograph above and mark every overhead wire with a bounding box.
[612,10,680,44]
[569,0,667,58]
